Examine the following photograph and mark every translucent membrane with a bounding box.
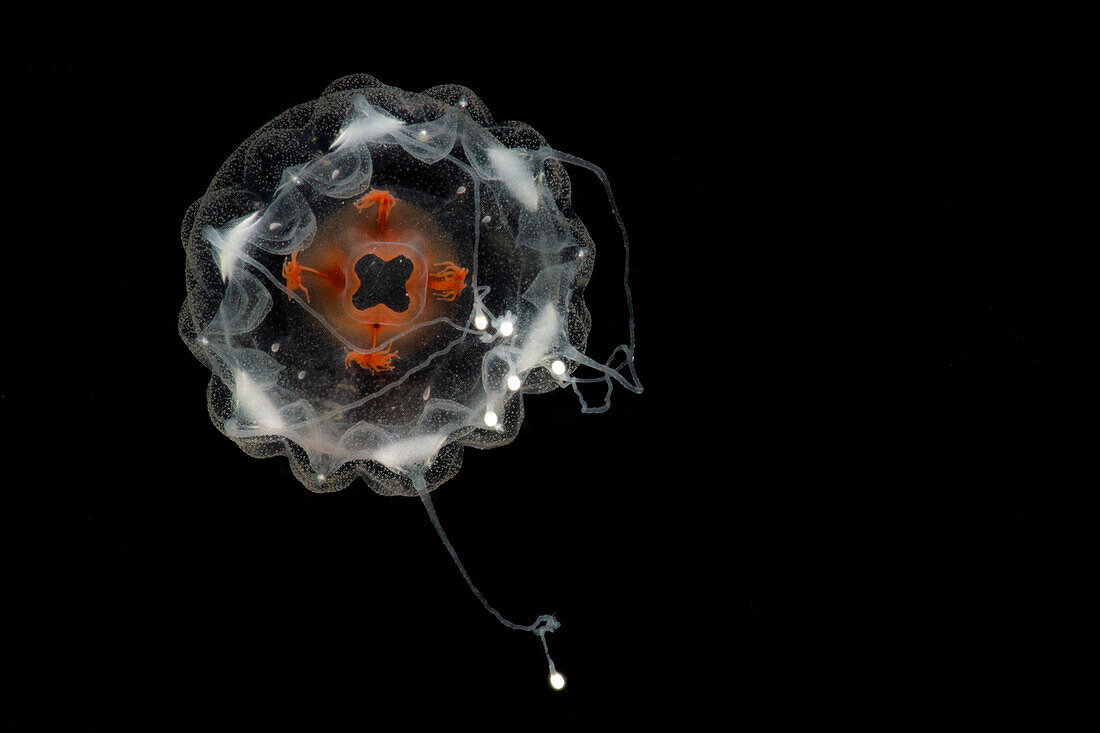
[180,74,641,685]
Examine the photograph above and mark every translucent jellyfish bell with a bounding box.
[179,74,642,686]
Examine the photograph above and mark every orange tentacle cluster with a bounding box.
[282,251,322,302]
[344,345,400,373]
[428,261,468,302]
[354,189,397,229]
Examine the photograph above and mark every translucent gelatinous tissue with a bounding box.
[179,74,641,686]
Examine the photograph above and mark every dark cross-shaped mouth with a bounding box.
[351,253,414,312]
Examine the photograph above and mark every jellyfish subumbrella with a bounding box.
[179,74,641,688]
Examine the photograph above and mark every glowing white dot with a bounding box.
[482,215,491,224]
[474,314,488,330]
[483,410,498,427]
[297,370,306,380]
[507,375,522,391]
[550,672,566,690]
[499,320,514,337]
[458,95,468,108]
[551,360,566,376]
[199,336,209,345]
[270,342,280,352]
[456,185,467,194]
[317,474,326,481]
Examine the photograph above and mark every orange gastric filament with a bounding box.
[345,324,400,372]
[428,261,468,301]
[344,344,399,372]
[354,189,397,231]
[282,251,323,302]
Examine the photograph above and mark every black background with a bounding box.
[6,29,1074,730]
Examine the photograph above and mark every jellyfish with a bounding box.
[178,74,642,688]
